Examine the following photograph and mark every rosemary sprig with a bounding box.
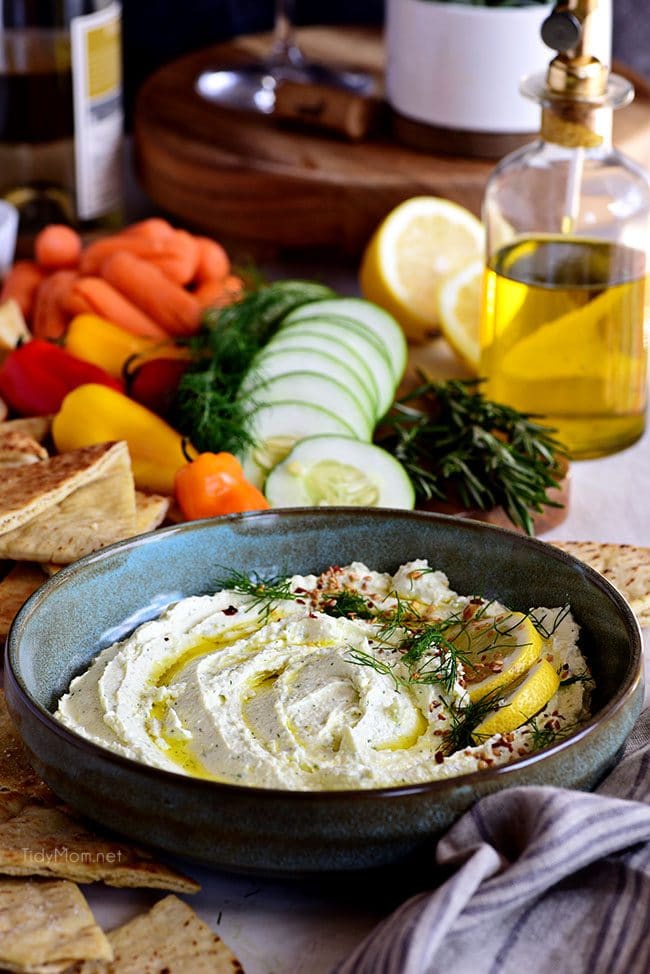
[214,568,297,618]
[376,378,567,535]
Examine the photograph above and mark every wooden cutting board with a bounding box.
[134,26,650,257]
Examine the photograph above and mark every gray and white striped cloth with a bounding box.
[334,708,650,974]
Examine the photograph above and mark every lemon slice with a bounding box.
[461,612,543,703]
[471,658,561,742]
[436,258,484,373]
[359,196,484,343]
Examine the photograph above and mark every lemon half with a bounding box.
[471,658,561,742]
[359,196,484,343]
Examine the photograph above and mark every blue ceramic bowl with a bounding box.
[5,509,644,876]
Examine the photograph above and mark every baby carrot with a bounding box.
[34,224,82,271]
[80,228,199,285]
[195,274,244,310]
[100,251,201,336]
[122,217,176,243]
[193,237,231,284]
[152,229,200,285]
[67,277,168,340]
[79,235,158,275]
[31,270,78,340]
[0,260,44,319]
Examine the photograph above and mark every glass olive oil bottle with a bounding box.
[480,0,650,458]
[0,1,123,237]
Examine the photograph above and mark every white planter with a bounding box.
[386,0,611,135]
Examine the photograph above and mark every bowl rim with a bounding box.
[5,508,644,802]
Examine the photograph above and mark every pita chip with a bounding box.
[0,441,137,563]
[71,895,243,974]
[0,415,53,443]
[553,541,650,626]
[40,490,171,575]
[134,490,171,534]
[0,804,200,893]
[0,878,112,973]
[0,563,48,638]
[0,689,57,810]
[0,430,48,467]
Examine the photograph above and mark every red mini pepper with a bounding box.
[0,340,124,416]
[174,452,270,520]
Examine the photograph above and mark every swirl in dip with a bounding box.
[55,561,592,790]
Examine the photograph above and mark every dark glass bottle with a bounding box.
[0,0,123,237]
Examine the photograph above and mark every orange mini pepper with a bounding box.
[174,452,270,520]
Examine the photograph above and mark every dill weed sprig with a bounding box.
[213,568,298,619]
[376,377,567,535]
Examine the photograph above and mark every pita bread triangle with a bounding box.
[552,540,650,626]
[0,442,137,564]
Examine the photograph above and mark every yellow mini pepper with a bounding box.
[64,314,156,379]
[52,383,196,494]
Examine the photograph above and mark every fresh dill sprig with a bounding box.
[399,621,471,694]
[321,591,376,620]
[214,568,297,618]
[344,648,402,690]
[560,669,593,688]
[523,714,579,750]
[375,589,422,641]
[375,377,567,535]
[443,688,505,753]
[530,604,572,638]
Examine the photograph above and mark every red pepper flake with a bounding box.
[435,751,444,764]
[222,605,238,616]
[295,598,305,605]
[437,713,446,721]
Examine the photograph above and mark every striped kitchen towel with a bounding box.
[334,708,650,974]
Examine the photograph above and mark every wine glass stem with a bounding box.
[269,0,304,66]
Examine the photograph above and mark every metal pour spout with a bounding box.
[540,0,608,103]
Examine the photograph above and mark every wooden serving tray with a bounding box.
[134,27,650,257]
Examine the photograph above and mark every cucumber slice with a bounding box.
[264,330,381,420]
[283,298,407,383]
[264,435,415,509]
[239,346,377,422]
[271,316,396,418]
[242,372,374,441]
[241,402,357,489]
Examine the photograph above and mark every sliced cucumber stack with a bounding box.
[235,291,414,508]
[242,402,357,489]
[239,346,377,423]
[283,297,407,384]
[271,315,395,418]
[243,371,374,442]
[264,435,415,509]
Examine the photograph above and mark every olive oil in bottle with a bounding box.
[481,236,648,458]
[480,1,650,459]
[0,1,123,237]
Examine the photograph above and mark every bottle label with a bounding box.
[71,2,123,220]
